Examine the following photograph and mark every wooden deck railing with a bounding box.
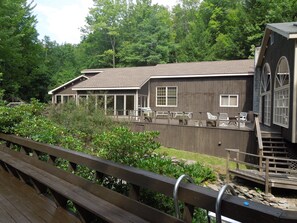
[113,109,250,129]
[226,148,297,194]
[254,116,264,173]
[0,134,296,222]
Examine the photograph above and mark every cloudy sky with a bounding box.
[33,0,178,44]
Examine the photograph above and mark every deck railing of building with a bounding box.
[254,116,264,173]
[111,109,249,129]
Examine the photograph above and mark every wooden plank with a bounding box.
[0,168,81,223]
[0,146,184,223]
[0,151,150,223]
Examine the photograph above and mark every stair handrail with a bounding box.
[254,116,264,173]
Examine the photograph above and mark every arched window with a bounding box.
[261,63,271,126]
[273,57,290,128]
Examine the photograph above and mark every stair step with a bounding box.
[263,146,287,150]
[263,151,288,155]
[262,140,285,144]
[261,135,283,139]
[263,144,286,148]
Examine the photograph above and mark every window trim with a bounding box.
[156,86,178,107]
[219,94,239,107]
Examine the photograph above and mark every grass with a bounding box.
[155,147,233,176]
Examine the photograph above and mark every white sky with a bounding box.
[33,0,179,44]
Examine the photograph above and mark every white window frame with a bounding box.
[156,86,178,107]
[273,57,290,128]
[220,94,239,107]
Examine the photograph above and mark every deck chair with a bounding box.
[219,113,229,127]
[207,112,217,120]
[238,112,247,127]
[206,112,217,127]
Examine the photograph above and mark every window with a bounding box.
[220,94,238,107]
[273,57,290,128]
[156,86,177,107]
[261,63,272,126]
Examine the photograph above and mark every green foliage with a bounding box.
[92,127,161,166]
[47,101,118,142]
[0,100,215,221]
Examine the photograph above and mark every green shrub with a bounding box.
[92,127,161,166]
[47,101,119,142]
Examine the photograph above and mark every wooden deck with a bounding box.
[0,168,81,223]
[226,149,297,194]
[229,168,297,191]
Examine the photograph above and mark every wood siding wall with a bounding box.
[132,123,256,158]
[260,32,296,142]
[149,77,253,119]
[54,77,88,95]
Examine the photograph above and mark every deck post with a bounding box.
[238,112,240,129]
[265,158,270,194]
[236,151,239,170]
[226,150,230,184]
[167,111,170,124]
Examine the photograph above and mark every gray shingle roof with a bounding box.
[267,22,297,39]
[73,59,254,90]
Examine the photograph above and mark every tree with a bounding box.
[85,0,128,68]
[242,0,297,56]
[118,0,173,66]
[0,0,50,102]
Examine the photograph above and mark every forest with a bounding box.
[0,0,296,102]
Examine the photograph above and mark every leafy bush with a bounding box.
[0,99,45,133]
[92,127,160,166]
[47,101,119,142]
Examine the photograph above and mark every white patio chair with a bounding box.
[207,112,217,120]
[219,113,229,127]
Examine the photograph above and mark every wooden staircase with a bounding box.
[254,117,292,173]
[261,132,291,172]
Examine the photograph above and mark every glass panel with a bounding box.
[157,97,166,105]
[126,95,134,115]
[97,96,105,109]
[230,96,238,106]
[167,97,176,106]
[106,96,114,115]
[78,95,87,106]
[116,95,124,115]
[167,87,176,97]
[157,87,166,96]
[221,96,228,106]
[56,95,61,103]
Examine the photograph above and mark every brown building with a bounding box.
[49,60,254,120]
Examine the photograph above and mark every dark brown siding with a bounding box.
[260,32,296,142]
[132,123,256,158]
[149,76,253,119]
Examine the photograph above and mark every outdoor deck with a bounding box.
[226,149,297,194]
[0,168,80,223]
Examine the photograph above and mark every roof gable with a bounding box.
[256,22,297,67]
[48,75,89,95]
